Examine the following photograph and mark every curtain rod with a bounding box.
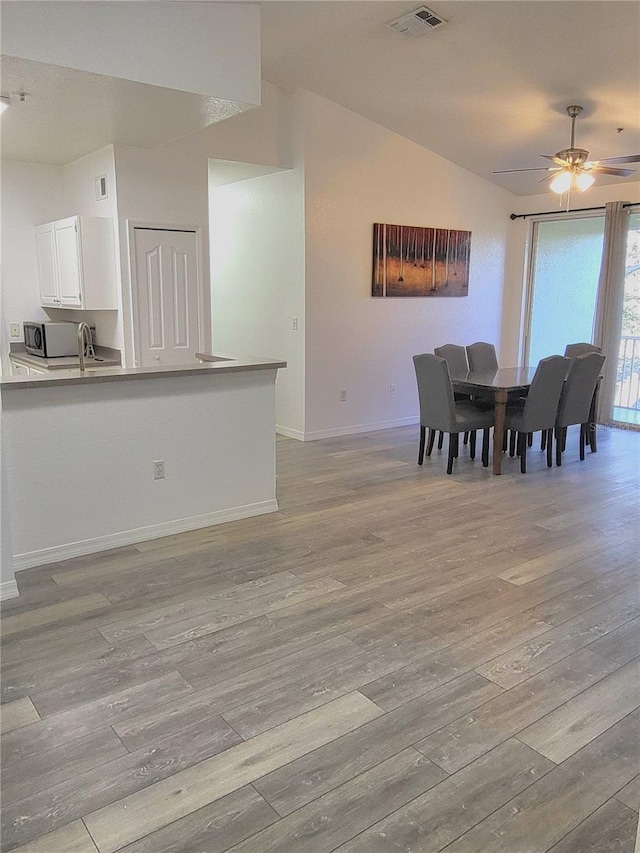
[510,202,637,221]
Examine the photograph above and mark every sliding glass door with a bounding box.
[524,207,639,428]
[615,212,640,425]
[525,216,605,366]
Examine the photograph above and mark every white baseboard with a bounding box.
[13,499,279,572]
[276,424,305,441]
[0,579,19,601]
[303,416,419,441]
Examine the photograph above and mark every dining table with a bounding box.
[452,366,536,475]
[451,364,601,475]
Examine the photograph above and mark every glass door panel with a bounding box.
[526,216,604,366]
[614,211,640,425]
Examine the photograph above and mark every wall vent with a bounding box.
[95,174,108,201]
[388,6,447,38]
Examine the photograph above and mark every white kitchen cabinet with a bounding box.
[10,355,115,377]
[35,216,118,310]
[10,359,47,376]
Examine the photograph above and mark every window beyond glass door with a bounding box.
[526,217,605,366]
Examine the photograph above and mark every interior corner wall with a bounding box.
[165,82,292,171]
[44,145,124,354]
[113,144,212,366]
[209,165,305,438]
[501,180,640,366]
[0,160,65,376]
[298,92,513,439]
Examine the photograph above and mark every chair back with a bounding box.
[434,344,468,378]
[564,342,601,359]
[466,342,498,372]
[413,353,457,433]
[519,355,571,433]
[556,353,605,429]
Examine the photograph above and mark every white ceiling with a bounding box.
[0,55,250,165]
[259,0,640,195]
[1,1,639,196]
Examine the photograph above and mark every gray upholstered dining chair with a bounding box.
[555,352,606,466]
[466,341,498,373]
[434,344,468,377]
[413,353,494,474]
[564,342,602,359]
[465,341,506,421]
[504,355,570,473]
[434,344,471,449]
[541,342,603,452]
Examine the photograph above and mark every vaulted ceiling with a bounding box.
[259,1,640,195]
[2,1,639,196]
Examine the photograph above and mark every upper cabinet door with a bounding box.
[35,216,118,310]
[35,224,60,306]
[54,218,83,307]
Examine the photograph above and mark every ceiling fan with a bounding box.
[494,105,640,194]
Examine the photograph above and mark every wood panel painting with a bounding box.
[372,223,471,297]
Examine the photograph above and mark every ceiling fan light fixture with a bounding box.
[575,171,596,191]
[550,171,572,194]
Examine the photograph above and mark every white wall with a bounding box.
[113,144,212,365]
[111,84,293,368]
[0,393,17,598]
[501,181,640,364]
[1,150,125,358]
[46,145,124,352]
[298,92,513,438]
[164,82,292,169]
[209,164,305,437]
[3,370,279,568]
[0,160,65,374]
[0,82,292,376]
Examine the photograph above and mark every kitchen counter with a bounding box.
[9,346,121,371]
[2,353,286,389]
[2,352,286,574]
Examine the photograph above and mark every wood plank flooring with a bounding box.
[1,423,639,852]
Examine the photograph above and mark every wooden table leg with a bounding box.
[493,389,508,475]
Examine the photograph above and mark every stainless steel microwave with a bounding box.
[23,322,78,357]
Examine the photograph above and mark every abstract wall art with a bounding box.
[372,223,471,297]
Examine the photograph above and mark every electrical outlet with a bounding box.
[389,383,396,396]
[153,460,165,480]
[340,390,347,402]
[292,317,299,331]
[9,323,21,338]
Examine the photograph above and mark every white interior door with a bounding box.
[133,227,201,367]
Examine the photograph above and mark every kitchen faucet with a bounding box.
[77,322,93,372]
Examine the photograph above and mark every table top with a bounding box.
[452,366,537,392]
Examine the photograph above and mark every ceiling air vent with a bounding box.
[388,6,447,38]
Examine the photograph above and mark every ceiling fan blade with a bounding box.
[592,154,640,165]
[541,155,570,166]
[589,166,636,177]
[492,167,558,174]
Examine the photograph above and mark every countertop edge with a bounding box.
[1,355,287,390]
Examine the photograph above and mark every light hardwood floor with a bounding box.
[1,424,639,852]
